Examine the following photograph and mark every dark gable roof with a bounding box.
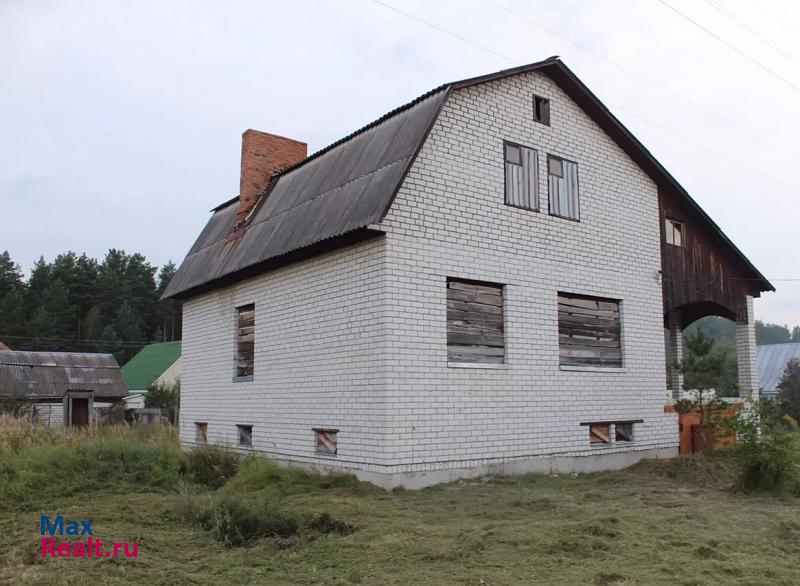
[0,350,127,400]
[164,57,772,299]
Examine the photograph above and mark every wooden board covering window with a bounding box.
[314,428,338,455]
[447,279,505,364]
[558,293,621,367]
[589,424,610,444]
[236,304,255,378]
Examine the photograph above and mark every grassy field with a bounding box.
[1,420,799,585]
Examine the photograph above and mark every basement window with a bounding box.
[589,424,610,445]
[616,422,634,443]
[314,428,338,456]
[447,278,505,364]
[237,424,253,447]
[533,95,550,125]
[195,422,208,444]
[235,304,255,379]
[665,218,683,247]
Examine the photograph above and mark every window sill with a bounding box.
[560,365,626,373]
[233,375,254,383]
[448,362,510,370]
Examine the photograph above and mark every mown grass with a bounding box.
[1,419,799,585]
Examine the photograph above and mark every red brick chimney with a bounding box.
[237,129,307,225]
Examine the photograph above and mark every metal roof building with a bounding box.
[0,350,127,426]
[757,343,800,398]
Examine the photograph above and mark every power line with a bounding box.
[655,0,800,96]
[370,0,514,64]
[367,0,800,195]
[484,0,794,156]
[702,0,800,68]
[608,102,800,193]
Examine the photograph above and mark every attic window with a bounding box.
[665,218,683,247]
[533,95,550,125]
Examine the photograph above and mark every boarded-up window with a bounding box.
[548,155,579,220]
[558,293,622,367]
[195,422,208,444]
[533,95,550,125]
[314,428,338,455]
[589,424,610,445]
[665,218,683,247]
[235,304,255,378]
[237,424,253,447]
[447,279,505,364]
[504,142,538,210]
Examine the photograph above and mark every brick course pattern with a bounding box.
[180,70,678,483]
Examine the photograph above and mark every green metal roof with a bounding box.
[122,341,181,391]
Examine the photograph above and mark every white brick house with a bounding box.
[164,58,772,488]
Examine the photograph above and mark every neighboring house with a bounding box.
[0,350,127,426]
[757,343,800,399]
[121,341,181,408]
[163,57,773,489]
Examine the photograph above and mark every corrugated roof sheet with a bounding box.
[164,57,771,300]
[0,350,127,399]
[122,341,181,391]
[757,343,800,397]
[162,87,449,299]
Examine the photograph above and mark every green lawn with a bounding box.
[1,425,799,585]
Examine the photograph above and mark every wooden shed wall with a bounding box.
[658,187,762,327]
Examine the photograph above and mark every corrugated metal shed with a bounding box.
[757,343,800,397]
[163,56,771,300]
[0,350,127,400]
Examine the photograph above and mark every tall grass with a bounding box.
[0,416,184,508]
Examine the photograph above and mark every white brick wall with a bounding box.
[376,71,677,472]
[181,70,678,481]
[179,238,392,472]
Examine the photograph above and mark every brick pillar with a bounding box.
[666,309,683,400]
[736,295,759,400]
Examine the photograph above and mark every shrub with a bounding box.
[183,445,240,489]
[725,401,799,491]
[174,492,355,547]
[778,358,800,421]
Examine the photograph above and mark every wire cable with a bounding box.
[367,0,800,194]
[484,0,793,156]
[702,0,800,68]
[656,0,800,95]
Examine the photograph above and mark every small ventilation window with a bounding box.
[616,422,634,443]
[314,428,338,455]
[195,422,208,444]
[589,424,610,445]
[533,95,550,125]
[237,424,253,447]
[665,218,683,247]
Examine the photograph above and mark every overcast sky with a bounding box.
[1,0,798,326]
